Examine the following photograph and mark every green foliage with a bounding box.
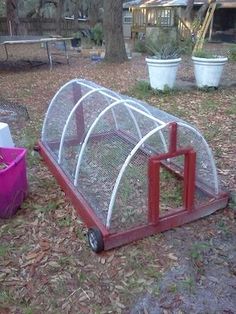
[217,220,230,235]
[146,34,182,59]
[180,276,195,293]
[228,45,236,61]
[32,201,58,213]
[81,37,93,49]
[190,242,210,274]
[134,40,147,53]
[178,38,193,55]
[0,244,9,257]
[23,307,34,314]
[200,99,218,112]
[127,80,179,101]
[91,23,104,46]
[225,102,236,115]
[190,242,209,261]
[72,31,82,39]
[132,80,152,96]
[0,0,6,17]
[57,216,72,227]
[0,290,14,305]
[160,168,183,208]
[193,49,217,58]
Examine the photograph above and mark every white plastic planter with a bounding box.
[0,123,14,147]
[146,57,181,90]
[192,56,228,88]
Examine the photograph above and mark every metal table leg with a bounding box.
[63,40,70,65]
[3,44,9,61]
[45,41,52,70]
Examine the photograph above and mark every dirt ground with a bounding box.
[0,42,235,314]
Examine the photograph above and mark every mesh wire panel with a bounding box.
[176,124,219,195]
[78,134,135,225]
[75,104,166,227]
[110,149,149,232]
[144,127,170,155]
[59,92,114,181]
[42,81,90,159]
[41,79,221,230]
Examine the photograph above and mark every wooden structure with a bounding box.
[0,17,89,36]
[193,0,217,53]
[126,0,236,43]
[127,0,192,40]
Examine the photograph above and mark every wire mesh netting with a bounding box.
[41,79,222,231]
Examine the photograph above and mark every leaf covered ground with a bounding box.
[0,43,235,314]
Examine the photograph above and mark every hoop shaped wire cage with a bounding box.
[39,79,228,252]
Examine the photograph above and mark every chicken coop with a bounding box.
[38,79,228,252]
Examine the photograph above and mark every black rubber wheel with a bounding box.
[87,228,104,253]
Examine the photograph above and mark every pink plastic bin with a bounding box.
[0,147,28,218]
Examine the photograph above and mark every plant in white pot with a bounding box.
[192,50,228,88]
[145,37,182,91]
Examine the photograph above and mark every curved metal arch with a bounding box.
[41,78,78,140]
[76,80,143,140]
[106,123,167,228]
[58,87,109,164]
[109,95,168,151]
[75,80,119,130]
[57,88,144,165]
[178,122,219,195]
[75,80,166,126]
[73,99,166,186]
[125,101,168,153]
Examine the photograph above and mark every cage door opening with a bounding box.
[148,149,196,225]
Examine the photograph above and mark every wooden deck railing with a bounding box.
[0,17,89,36]
[177,16,192,41]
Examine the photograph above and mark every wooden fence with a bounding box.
[0,17,89,36]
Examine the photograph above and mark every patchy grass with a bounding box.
[0,290,15,306]
[0,245,10,257]
[128,80,153,100]
[31,201,58,213]
[200,99,218,112]
[0,43,236,313]
[189,242,210,274]
[225,102,236,116]
[228,44,236,61]
[127,80,179,100]
[180,276,196,294]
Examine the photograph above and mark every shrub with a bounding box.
[193,50,217,58]
[229,45,236,61]
[134,40,147,53]
[179,38,193,55]
[91,23,103,46]
[145,34,182,59]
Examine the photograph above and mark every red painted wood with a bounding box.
[38,141,109,236]
[73,82,85,143]
[104,194,229,250]
[148,159,160,224]
[39,119,229,252]
[169,122,177,153]
[186,150,196,210]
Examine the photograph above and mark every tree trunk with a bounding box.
[56,0,64,35]
[184,0,194,23]
[6,0,19,35]
[103,0,127,63]
[88,0,103,27]
[197,2,211,22]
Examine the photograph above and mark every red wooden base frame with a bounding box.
[38,123,228,251]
